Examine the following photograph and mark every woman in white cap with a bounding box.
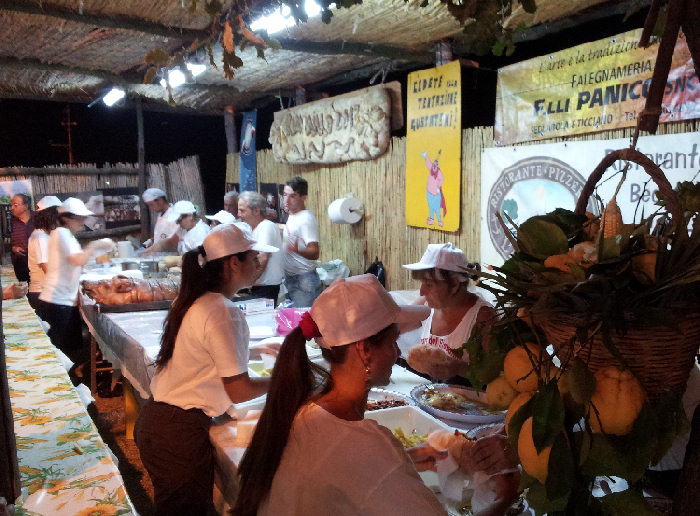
[235,274,448,516]
[402,243,496,381]
[135,224,278,515]
[39,198,113,376]
[144,200,210,254]
[205,209,236,227]
[26,196,61,315]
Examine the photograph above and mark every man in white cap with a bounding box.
[142,188,178,247]
[238,191,284,304]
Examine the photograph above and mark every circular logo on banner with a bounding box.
[487,156,593,260]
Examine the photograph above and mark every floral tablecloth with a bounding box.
[3,269,136,515]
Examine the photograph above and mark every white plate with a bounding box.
[366,388,414,411]
[411,384,505,424]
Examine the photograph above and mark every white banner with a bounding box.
[481,131,700,267]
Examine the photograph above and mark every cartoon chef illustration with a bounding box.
[422,149,446,227]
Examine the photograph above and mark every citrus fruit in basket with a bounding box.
[486,375,518,409]
[517,417,552,484]
[505,391,533,435]
[504,343,542,392]
[589,366,645,435]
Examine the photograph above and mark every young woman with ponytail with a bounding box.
[234,274,447,516]
[134,224,278,516]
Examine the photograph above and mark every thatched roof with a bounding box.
[0,0,650,114]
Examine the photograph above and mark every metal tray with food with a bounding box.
[410,384,506,424]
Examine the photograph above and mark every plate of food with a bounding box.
[410,384,505,424]
[366,388,414,411]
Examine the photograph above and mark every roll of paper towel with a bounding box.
[117,241,133,258]
[328,195,364,224]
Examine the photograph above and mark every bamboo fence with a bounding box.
[0,156,205,240]
[233,119,698,291]
[0,156,205,211]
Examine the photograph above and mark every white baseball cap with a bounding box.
[310,274,430,348]
[142,188,167,203]
[167,200,198,222]
[202,223,278,262]
[403,243,469,273]
[58,197,94,216]
[36,195,62,211]
[205,210,236,225]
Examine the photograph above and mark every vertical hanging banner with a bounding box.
[239,109,258,192]
[406,60,461,231]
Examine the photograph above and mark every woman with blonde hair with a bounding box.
[403,243,496,381]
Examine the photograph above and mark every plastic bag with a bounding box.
[275,308,309,336]
[316,259,350,287]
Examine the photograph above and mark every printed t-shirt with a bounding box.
[260,403,446,516]
[150,292,249,417]
[253,219,283,286]
[419,294,492,361]
[39,227,83,306]
[27,229,50,293]
[283,209,319,276]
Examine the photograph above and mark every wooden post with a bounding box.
[136,99,148,241]
[435,40,453,66]
[224,105,237,155]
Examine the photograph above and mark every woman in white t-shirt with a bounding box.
[142,199,209,254]
[402,243,496,382]
[235,274,450,516]
[39,198,105,367]
[134,224,277,515]
[26,196,61,316]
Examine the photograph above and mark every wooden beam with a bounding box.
[508,0,653,44]
[136,99,148,242]
[0,166,138,176]
[224,106,237,154]
[275,37,434,63]
[0,0,208,41]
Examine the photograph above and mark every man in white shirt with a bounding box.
[238,191,283,305]
[282,177,321,307]
[144,200,209,254]
[142,188,179,246]
[223,190,239,218]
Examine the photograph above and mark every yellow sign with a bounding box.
[406,60,462,231]
[495,29,698,145]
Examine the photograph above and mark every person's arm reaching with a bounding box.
[223,373,270,403]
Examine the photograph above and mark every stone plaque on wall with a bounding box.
[269,88,391,164]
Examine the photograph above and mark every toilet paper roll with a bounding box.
[117,241,133,258]
[328,195,364,224]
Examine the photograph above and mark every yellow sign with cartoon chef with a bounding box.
[406,60,462,231]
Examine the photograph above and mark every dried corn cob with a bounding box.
[602,196,623,238]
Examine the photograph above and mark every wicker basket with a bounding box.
[537,148,700,398]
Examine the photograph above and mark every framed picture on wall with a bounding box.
[226,182,239,194]
[260,182,281,223]
[102,187,140,229]
[50,191,104,231]
[277,184,289,224]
